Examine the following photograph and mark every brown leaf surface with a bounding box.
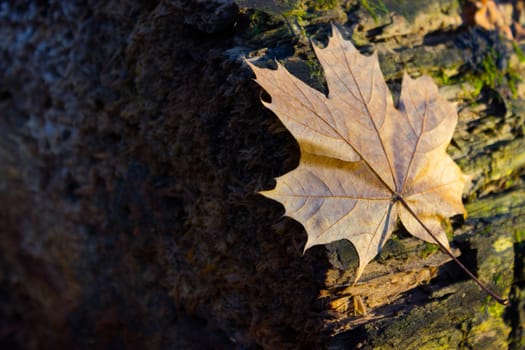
[248,26,470,281]
[477,0,514,39]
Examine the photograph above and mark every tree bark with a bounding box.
[0,1,524,349]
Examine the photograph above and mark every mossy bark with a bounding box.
[0,1,524,349]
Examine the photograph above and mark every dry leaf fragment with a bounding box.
[473,0,513,39]
[248,25,470,281]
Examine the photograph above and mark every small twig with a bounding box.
[397,196,508,305]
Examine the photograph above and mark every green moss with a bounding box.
[434,69,451,86]
[514,228,525,243]
[351,29,370,46]
[457,45,524,100]
[420,242,439,258]
[442,218,454,241]
[280,0,339,40]
[361,0,459,24]
[415,341,450,350]
[466,190,525,220]
[360,0,388,22]
[468,299,509,348]
[243,8,290,44]
[507,67,522,98]
[247,10,267,36]
[283,5,307,19]
[512,41,525,63]
[492,236,513,253]
[457,52,503,98]
[482,53,503,87]
[283,0,338,21]
[305,59,323,80]
[306,0,338,11]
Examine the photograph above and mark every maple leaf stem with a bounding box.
[397,196,508,305]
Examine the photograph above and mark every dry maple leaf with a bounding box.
[470,0,513,39]
[247,25,471,282]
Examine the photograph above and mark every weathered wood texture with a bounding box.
[0,1,524,349]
